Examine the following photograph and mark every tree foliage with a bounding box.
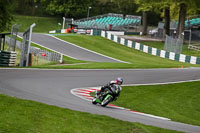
[1,0,200,33]
[135,0,200,36]
[135,0,155,35]
[111,0,139,15]
[173,0,200,36]
[14,0,43,16]
[40,0,97,19]
[0,0,14,32]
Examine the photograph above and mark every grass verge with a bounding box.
[52,34,200,68]
[0,94,180,133]
[110,81,200,126]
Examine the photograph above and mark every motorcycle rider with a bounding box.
[96,77,123,101]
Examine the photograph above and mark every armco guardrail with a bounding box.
[5,36,63,64]
[30,48,62,63]
[100,31,200,64]
[0,51,17,66]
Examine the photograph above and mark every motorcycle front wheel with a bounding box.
[92,98,97,104]
[101,96,112,107]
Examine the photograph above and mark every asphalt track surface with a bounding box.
[18,33,122,63]
[1,68,200,133]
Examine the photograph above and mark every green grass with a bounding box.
[111,81,200,126]
[62,56,88,64]
[182,47,200,57]
[141,41,200,57]
[12,15,61,33]
[52,34,200,68]
[141,41,164,50]
[0,94,180,133]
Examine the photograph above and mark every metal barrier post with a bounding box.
[20,23,36,67]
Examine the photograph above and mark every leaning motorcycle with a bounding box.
[92,86,120,107]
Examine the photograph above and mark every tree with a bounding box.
[135,0,154,35]
[164,5,170,36]
[177,2,186,37]
[136,0,200,37]
[154,1,172,36]
[158,1,171,36]
[175,0,200,37]
[15,0,38,15]
[111,0,138,15]
[41,0,98,19]
[0,0,14,32]
[155,0,200,37]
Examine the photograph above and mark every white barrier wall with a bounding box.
[98,31,200,64]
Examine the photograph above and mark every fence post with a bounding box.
[20,23,36,67]
[59,54,63,63]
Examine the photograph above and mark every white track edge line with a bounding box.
[47,34,130,64]
[17,35,77,59]
[122,79,200,86]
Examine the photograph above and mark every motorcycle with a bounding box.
[92,86,120,107]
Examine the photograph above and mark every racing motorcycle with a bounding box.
[92,86,120,107]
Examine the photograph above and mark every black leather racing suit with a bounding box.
[97,81,122,101]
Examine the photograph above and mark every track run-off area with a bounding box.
[1,68,200,133]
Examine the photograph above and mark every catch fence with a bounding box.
[5,36,62,63]
[164,35,183,54]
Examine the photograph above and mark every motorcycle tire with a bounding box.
[92,98,97,104]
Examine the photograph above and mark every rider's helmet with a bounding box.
[116,77,123,85]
